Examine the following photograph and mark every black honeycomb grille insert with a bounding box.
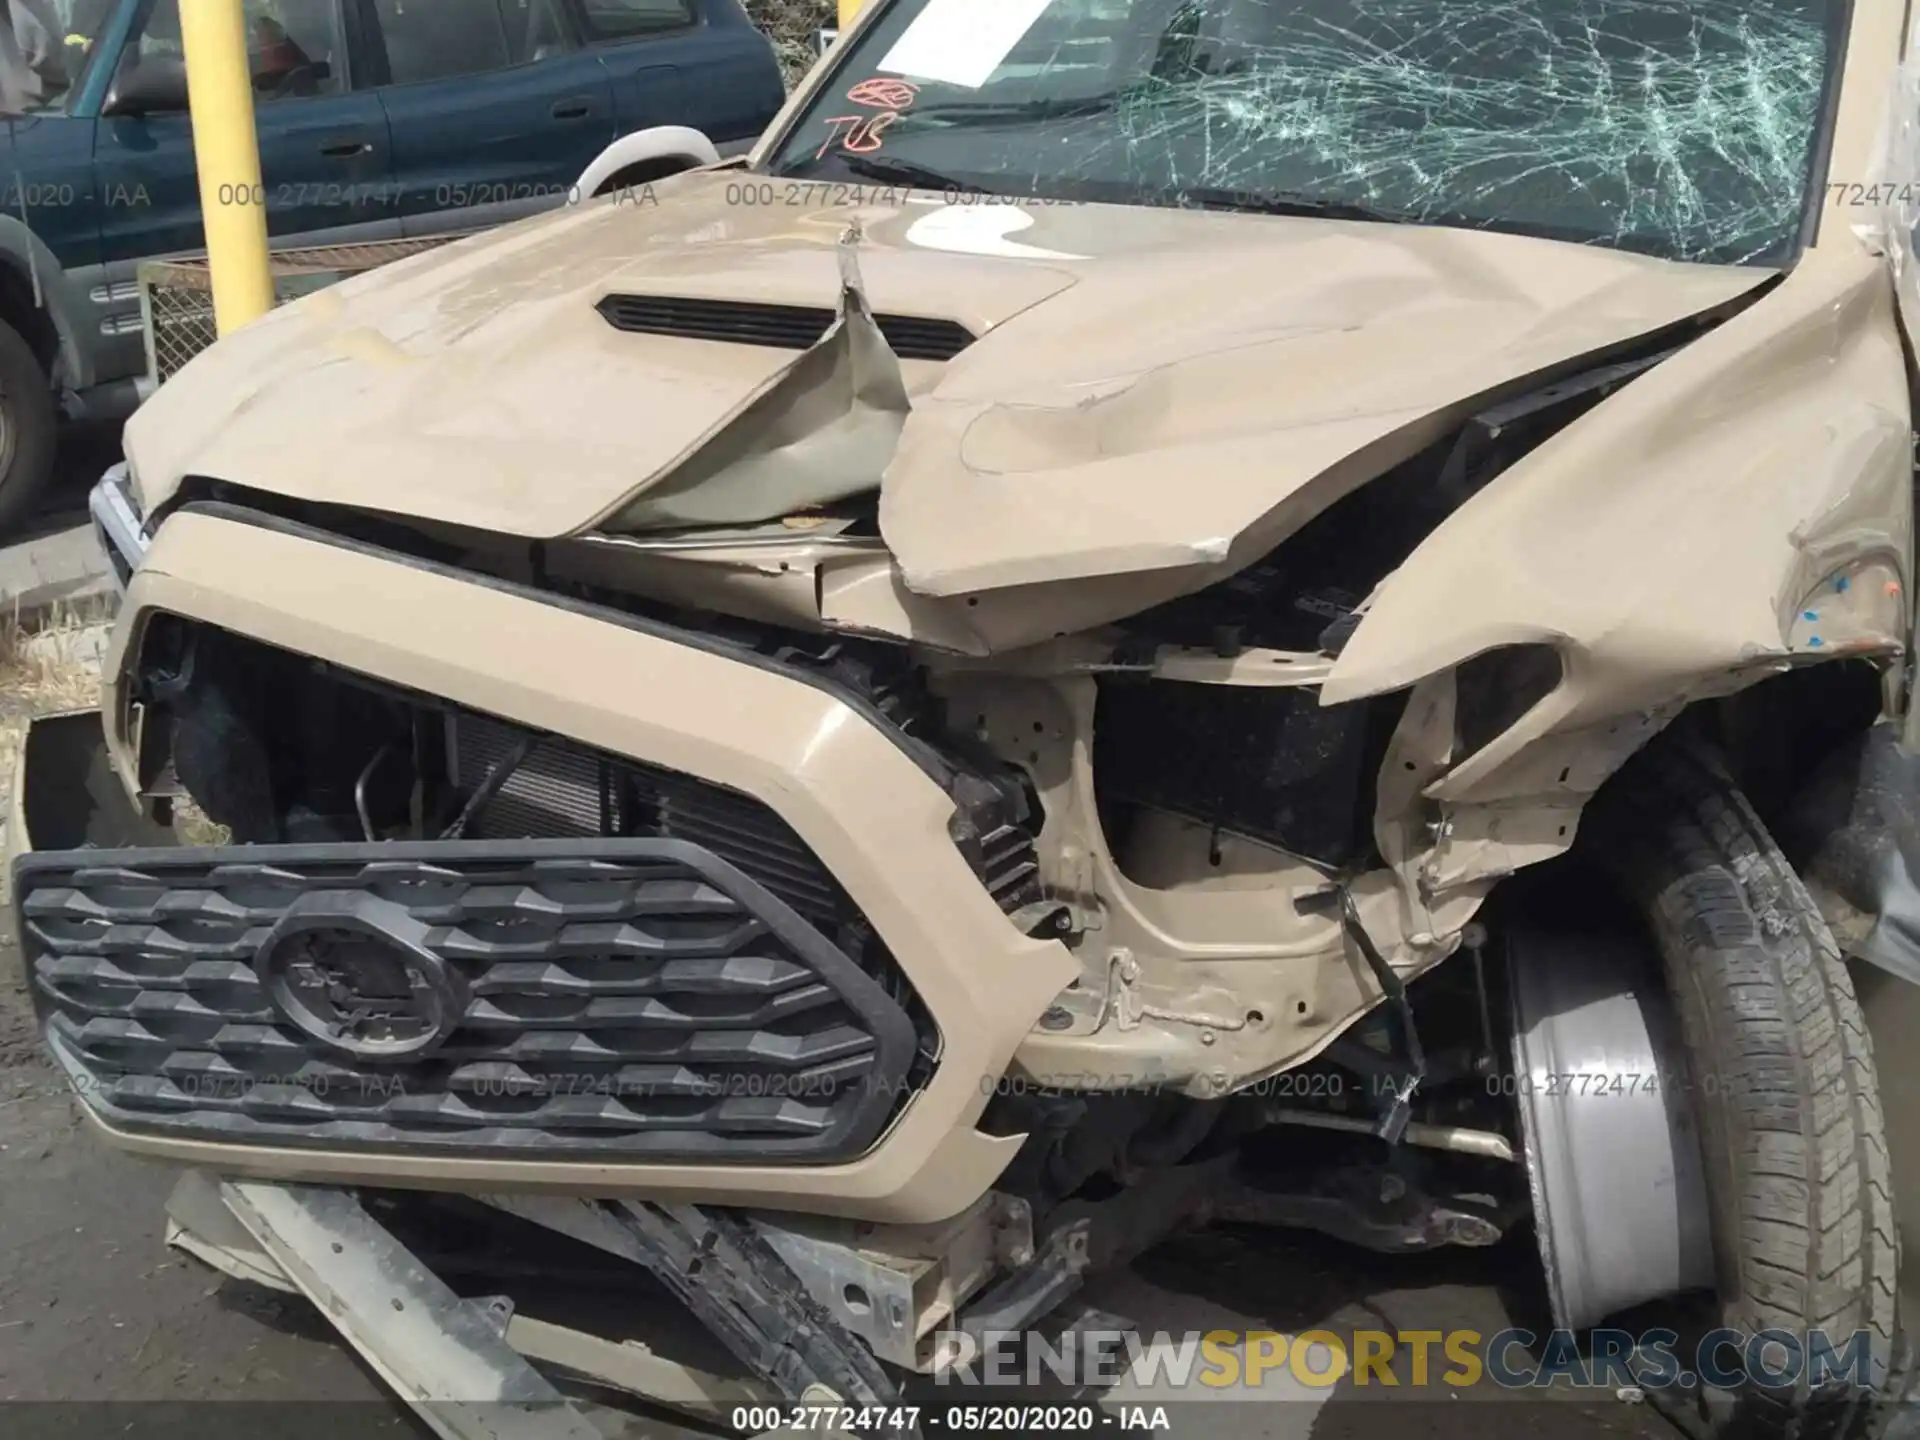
[17,838,917,1162]
[595,293,976,361]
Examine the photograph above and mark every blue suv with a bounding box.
[0,0,785,530]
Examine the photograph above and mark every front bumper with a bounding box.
[88,462,147,591]
[17,506,1076,1223]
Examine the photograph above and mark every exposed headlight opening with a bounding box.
[1452,645,1564,762]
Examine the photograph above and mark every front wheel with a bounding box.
[0,317,58,536]
[1600,737,1897,1438]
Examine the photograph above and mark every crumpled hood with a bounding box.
[126,170,1768,594]
[123,170,1082,535]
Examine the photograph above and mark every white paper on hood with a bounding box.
[905,203,1088,260]
[877,0,1054,89]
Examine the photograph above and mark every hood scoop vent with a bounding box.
[596,293,975,362]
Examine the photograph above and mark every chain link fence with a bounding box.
[746,0,835,88]
[138,236,469,386]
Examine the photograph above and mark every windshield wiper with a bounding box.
[1172,185,1418,226]
[899,93,1126,127]
[790,153,984,197]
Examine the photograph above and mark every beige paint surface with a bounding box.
[74,0,1920,1205]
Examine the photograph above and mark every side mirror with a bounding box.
[103,56,190,117]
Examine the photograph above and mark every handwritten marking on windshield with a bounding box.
[848,77,920,110]
[817,78,918,159]
[816,113,903,158]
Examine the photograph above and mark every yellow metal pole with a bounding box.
[838,0,862,31]
[179,0,273,335]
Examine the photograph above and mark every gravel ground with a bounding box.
[0,929,410,1419]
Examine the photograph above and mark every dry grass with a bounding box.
[0,602,233,855]
[0,598,113,715]
[0,600,117,903]
[173,797,231,847]
[0,721,18,827]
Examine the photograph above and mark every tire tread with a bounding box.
[1607,738,1896,1438]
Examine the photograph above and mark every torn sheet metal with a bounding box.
[119,178,1077,538]
[122,165,1769,603]
[608,222,914,531]
[503,1317,770,1417]
[164,1168,299,1295]
[165,1174,782,1430]
[1319,246,1911,909]
[875,237,1767,636]
[1323,251,1911,714]
[217,1180,603,1440]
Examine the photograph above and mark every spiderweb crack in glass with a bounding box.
[1075,0,1825,263]
[841,0,1834,265]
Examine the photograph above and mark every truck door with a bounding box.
[89,0,397,388]
[357,0,618,238]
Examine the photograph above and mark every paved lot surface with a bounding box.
[0,997,407,1413]
[0,424,123,618]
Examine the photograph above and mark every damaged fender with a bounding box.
[1324,247,1912,936]
[877,233,1766,630]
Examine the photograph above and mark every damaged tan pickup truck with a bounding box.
[18,0,1920,1434]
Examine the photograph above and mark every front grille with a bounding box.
[595,293,976,361]
[448,712,845,929]
[19,839,917,1161]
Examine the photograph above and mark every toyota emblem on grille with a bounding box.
[254,892,466,1062]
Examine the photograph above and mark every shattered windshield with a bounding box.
[767,0,1842,265]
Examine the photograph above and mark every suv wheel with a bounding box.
[1601,737,1897,1438]
[0,316,59,535]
